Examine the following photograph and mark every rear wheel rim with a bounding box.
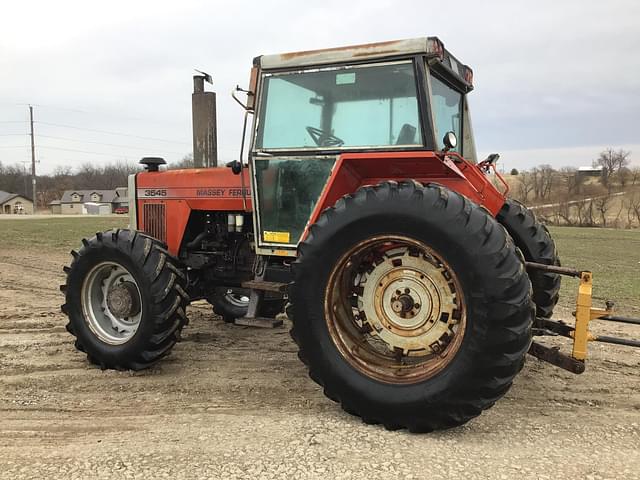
[81,261,143,345]
[324,235,466,384]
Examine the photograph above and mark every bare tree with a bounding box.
[168,153,194,170]
[594,148,631,187]
[559,166,583,196]
[530,164,555,200]
[616,167,632,188]
[626,193,640,227]
[629,166,640,186]
[551,201,574,226]
[0,160,140,205]
[518,171,535,202]
[593,196,613,227]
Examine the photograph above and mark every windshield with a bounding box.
[430,75,463,152]
[256,62,423,150]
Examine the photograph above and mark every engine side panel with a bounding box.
[136,167,252,255]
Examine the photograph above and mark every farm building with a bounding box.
[0,190,34,215]
[50,188,128,215]
[577,165,604,178]
[49,200,62,214]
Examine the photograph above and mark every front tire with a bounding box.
[61,229,189,370]
[288,181,534,432]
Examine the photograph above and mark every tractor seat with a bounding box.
[396,124,417,145]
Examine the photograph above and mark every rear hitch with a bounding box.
[525,261,640,374]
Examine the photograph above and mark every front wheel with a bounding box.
[288,181,534,432]
[61,229,190,370]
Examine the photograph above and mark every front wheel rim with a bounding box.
[81,261,143,345]
[324,236,466,384]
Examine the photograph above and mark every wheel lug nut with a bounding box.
[415,303,420,309]
[404,288,410,294]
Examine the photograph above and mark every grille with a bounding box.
[142,203,167,243]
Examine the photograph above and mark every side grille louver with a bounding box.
[142,203,167,243]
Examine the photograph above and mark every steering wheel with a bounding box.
[306,126,344,147]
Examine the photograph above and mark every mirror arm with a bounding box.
[232,85,254,111]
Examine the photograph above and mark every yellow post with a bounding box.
[572,272,593,361]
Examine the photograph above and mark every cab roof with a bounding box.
[257,37,446,69]
[255,37,473,90]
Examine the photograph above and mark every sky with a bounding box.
[1,0,639,174]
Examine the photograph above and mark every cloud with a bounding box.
[1,0,639,173]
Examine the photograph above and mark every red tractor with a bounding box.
[61,38,563,432]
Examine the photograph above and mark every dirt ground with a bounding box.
[0,245,639,479]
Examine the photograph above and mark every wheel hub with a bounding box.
[106,281,140,318]
[386,279,427,328]
[358,248,461,356]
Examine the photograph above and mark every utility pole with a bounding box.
[29,105,37,210]
[20,161,30,198]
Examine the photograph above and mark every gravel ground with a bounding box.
[0,246,639,479]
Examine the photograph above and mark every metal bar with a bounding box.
[593,336,640,348]
[525,261,582,278]
[597,315,640,326]
[534,317,574,338]
[528,342,585,374]
[241,280,288,293]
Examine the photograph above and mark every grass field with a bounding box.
[549,226,640,315]
[0,217,638,315]
[0,216,129,252]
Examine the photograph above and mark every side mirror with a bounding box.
[442,131,457,152]
[226,160,242,175]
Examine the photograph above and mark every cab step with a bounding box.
[241,280,288,293]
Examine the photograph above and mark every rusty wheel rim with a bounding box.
[324,236,466,384]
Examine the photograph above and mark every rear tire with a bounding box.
[288,181,534,432]
[497,199,561,318]
[61,229,189,370]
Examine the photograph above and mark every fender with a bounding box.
[304,151,506,241]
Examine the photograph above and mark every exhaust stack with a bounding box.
[192,72,217,168]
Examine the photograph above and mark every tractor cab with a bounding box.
[246,37,478,254]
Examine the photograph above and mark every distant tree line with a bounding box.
[508,148,640,228]
[0,154,191,208]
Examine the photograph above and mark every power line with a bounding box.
[35,121,190,145]
[7,102,184,127]
[38,145,136,158]
[37,134,185,155]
